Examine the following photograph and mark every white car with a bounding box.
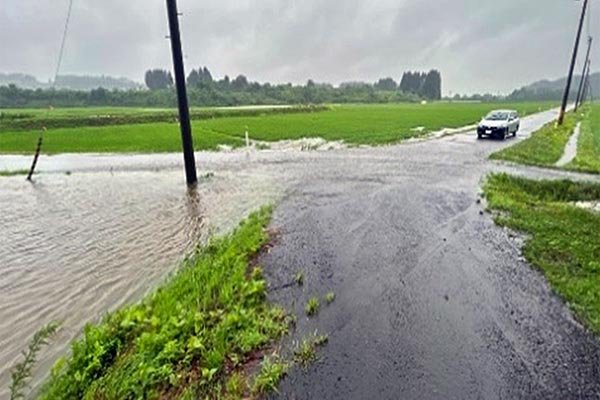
[477,110,520,140]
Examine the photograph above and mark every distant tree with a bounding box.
[187,69,200,87]
[144,69,173,90]
[202,67,213,83]
[89,87,108,104]
[400,71,423,94]
[374,77,397,91]
[187,66,213,87]
[231,75,249,91]
[421,70,442,100]
[215,75,231,91]
[399,70,441,99]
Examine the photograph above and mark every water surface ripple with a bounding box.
[0,160,280,399]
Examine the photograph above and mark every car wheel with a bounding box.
[477,133,483,139]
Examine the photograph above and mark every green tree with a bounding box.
[144,69,173,91]
[421,70,442,100]
[375,77,397,91]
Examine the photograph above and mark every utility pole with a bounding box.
[166,0,197,186]
[558,0,589,125]
[575,36,593,111]
[582,63,592,104]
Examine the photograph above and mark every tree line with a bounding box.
[147,66,443,100]
[1,68,442,108]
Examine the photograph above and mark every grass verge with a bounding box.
[490,112,579,167]
[484,173,600,334]
[567,104,600,174]
[0,169,28,177]
[38,207,291,400]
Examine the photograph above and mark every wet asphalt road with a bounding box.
[258,108,600,399]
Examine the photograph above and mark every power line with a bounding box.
[53,0,74,86]
[558,0,589,125]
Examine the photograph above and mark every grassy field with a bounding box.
[484,174,600,334]
[0,102,552,154]
[0,105,324,132]
[36,207,292,399]
[490,111,580,167]
[568,104,600,174]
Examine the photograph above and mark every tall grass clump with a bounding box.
[38,207,290,399]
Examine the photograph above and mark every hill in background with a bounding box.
[509,72,599,101]
[0,73,142,91]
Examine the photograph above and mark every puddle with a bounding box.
[556,122,581,167]
[573,201,600,213]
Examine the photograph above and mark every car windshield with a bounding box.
[485,111,510,121]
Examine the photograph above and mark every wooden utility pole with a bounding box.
[559,0,589,125]
[166,0,197,186]
[581,63,592,104]
[575,36,593,111]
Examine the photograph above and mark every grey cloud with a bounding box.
[1,0,598,94]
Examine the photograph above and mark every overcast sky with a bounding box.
[1,0,599,94]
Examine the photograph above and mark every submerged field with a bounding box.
[0,102,552,154]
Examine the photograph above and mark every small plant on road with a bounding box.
[295,272,304,286]
[251,356,289,395]
[325,291,336,304]
[294,332,329,368]
[305,297,320,316]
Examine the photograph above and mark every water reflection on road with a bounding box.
[0,154,281,398]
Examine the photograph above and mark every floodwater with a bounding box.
[0,154,282,399]
[2,108,599,399]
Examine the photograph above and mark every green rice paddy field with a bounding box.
[0,102,553,154]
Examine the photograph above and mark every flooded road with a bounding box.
[0,160,282,398]
[1,107,599,399]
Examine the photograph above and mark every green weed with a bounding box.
[9,322,59,400]
[293,333,329,368]
[305,297,320,316]
[325,292,336,304]
[251,356,289,395]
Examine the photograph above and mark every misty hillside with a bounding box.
[509,72,599,101]
[0,73,142,91]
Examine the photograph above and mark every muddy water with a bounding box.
[0,158,282,399]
